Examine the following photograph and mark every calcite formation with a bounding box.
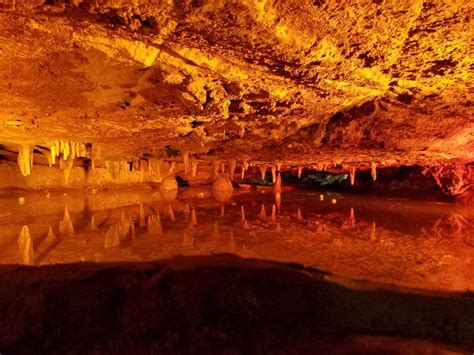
[0,1,472,196]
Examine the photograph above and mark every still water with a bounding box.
[1,185,473,292]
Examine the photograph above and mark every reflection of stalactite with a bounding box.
[18,145,32,176]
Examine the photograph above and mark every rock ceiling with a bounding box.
[0,0,472,167]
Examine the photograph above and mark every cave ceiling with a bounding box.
[0,0,472,167]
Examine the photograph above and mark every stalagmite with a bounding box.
[241,205,246,221]
[62,157,74,184]
[147,213,163,235]
[259,204,268,221]
[183,151,189,173]
[168,205,176,221]
[191,209,198,226]
[139,203,146,228]
[274,172,282,193]
[183,203,190,220]
[19,225,30,250]
[18,145,32,176]
[297,208,303,220]
[221,162,225,174]
[370,222,376,241]
[349,208,356,227]
[59,206,75,236]
[121,211,125,223]
[90,215,98,231]
[349,166,356,186]
[371,162,377,181]
[271,204,276,223]
[242,220,250,230]
[220,205,225,217]
[260,164,267,181]
[104,224,120,248]
[23,236,34,265]
[46,226,56,241]
[297,167,303,179]
[241,165,246,180]
[229,158,237,180]
[191,159,198,177]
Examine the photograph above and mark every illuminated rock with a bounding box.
[18,146,32,177]
[159,176,178,202]
[212,177,233,203]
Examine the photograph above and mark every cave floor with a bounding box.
[1,185,473,293]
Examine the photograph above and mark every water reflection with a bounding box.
[0,186,473,292]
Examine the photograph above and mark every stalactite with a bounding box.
[46,226,56,241]
[229,229,236,251]
[275,192,281,210]
[241,205,246,221]
[271,204,276,223]
[274,222,281,233]
[213,161,220,178]
[191,209,198,226]
[90,215,98,231]
[121,211,125,223]
[349,208,355,227]
[274,172,282,193]
[18,225,30,250]
[62,157,74,184]
[59,206,75,236]
[63,141,70,160]
[259,204,267,221]
[241,165,246,180]
[221,162,225,174]
[129,219,136,238]
[212,221,220,239]
[271,165,276,183]
[191,159,198,177]
[349,166,356,186]
[243,160,249,171]
[183,203,190,220]
[147,213,163,235]
[169,161,176,176]
[260,164,267,181]
[50,144,56,165]
[371,162,377,181]
[140,160,147,182]
[18,145,32,176]
[370,222,376,241]
[183,151,189,173]
[220,205,225,217]
[297,166,303,179]
[104,224,120,248]
[71,142,76,160]
[168,205,176,221]
[297,207,303,220]
[23,236,34,265]
[229,158,237,180]
[139,203,146,228]
[276,162,282,172]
